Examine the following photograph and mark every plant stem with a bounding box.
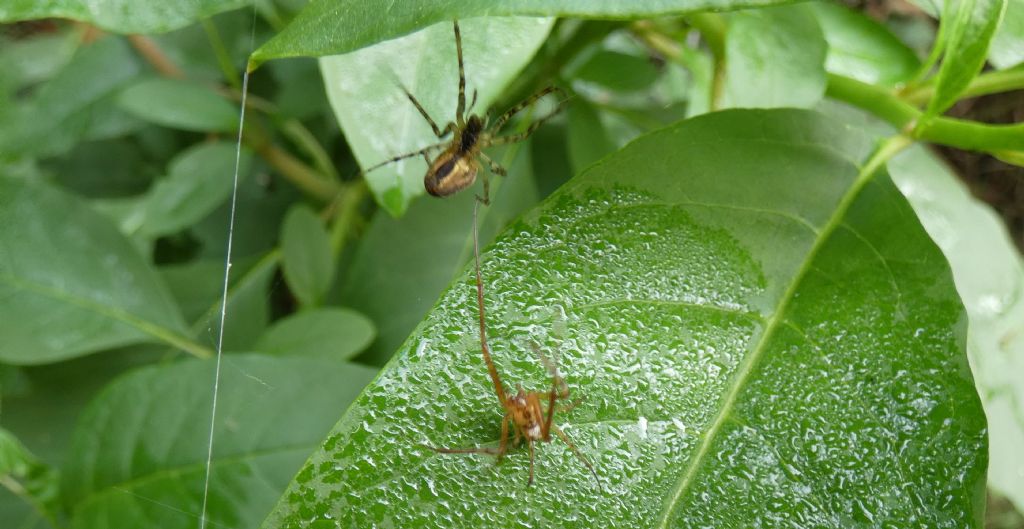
[202,18,242,90]
[826,73,1024,154]
[326,180,368,255]
[901,65,1024,105]
[686,13,727,110]
[252,140,342,200]
[127,35,185,78]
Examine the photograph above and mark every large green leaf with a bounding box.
[888,145,1024,516]
[722,4,827,109]
[319,17,552,216]
[0,178,190,364]
[262,109,986,527]
[925,0,1008,117]
[0,0,248,34]
[250,0,795,67]
[61,355,377,529]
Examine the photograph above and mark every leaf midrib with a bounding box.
[654,155,880,527]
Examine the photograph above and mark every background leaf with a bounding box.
[810,2,921,86]
[990,0,1024,69]
[134,141,253,237]
[0,178,190,364]
[118,78,239,133]
[254,307,375,360]
[925,0,1008,117]
[0,427,59,525]
[251,0,796,66]
[281,205,334,307]
[319,17,553,216]
[0,37,140,158]
[0,0,249,34]
[722,5,827,108]
[60,355,377,529]
[263,109,986,527]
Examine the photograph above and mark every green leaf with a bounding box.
[888,145,1024,516]
[0,27,82,92]
[0,37,140,158]
[0,427,59,525]
[61,355,378,529]
[810,2,921,86]
[567,98,616,174]
[723,4,827,109]
[341,147,540,365]
[573,50,661,93]
[251,0,795,67]
[162,252,277,351]
[281,205,334,307]
[263,109,986,527]
[990,0,1024,69]
[118,78,239,132]
[0,177,191,364]
[925,0,1009,117]
[0,0,249,34]
[254,308,376,360]
[135,141,253,237]
[319,17,552,216]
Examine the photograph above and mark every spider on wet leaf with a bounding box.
[423,200,601,488]
[362,20,569,205]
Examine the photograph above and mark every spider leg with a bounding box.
[364,141,447,174]
[399,84,446,138]
[491,86,568,133]
[489,92,570,148]
[454,20,467,126]
[552,425,601,489]
[468,88,479,115]
[475,152,507,206]
[495,413,511,464]
[422,444,503,456]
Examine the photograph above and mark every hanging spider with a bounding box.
[362,20,568,205]
[424,200,600,488]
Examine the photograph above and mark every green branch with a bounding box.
[826,73,1024,154]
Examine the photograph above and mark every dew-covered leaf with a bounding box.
[262,109,986,527]
[61,355,377,529]
[722,4,827,109]
[0,177,189,364]
[251,0,795,67]
[888,145,1024,516]
[254,307,376,360]
[0,0,249,34]
[319,17,552,216]
[118,78,239,133]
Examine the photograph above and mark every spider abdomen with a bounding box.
[424,148,479,197]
